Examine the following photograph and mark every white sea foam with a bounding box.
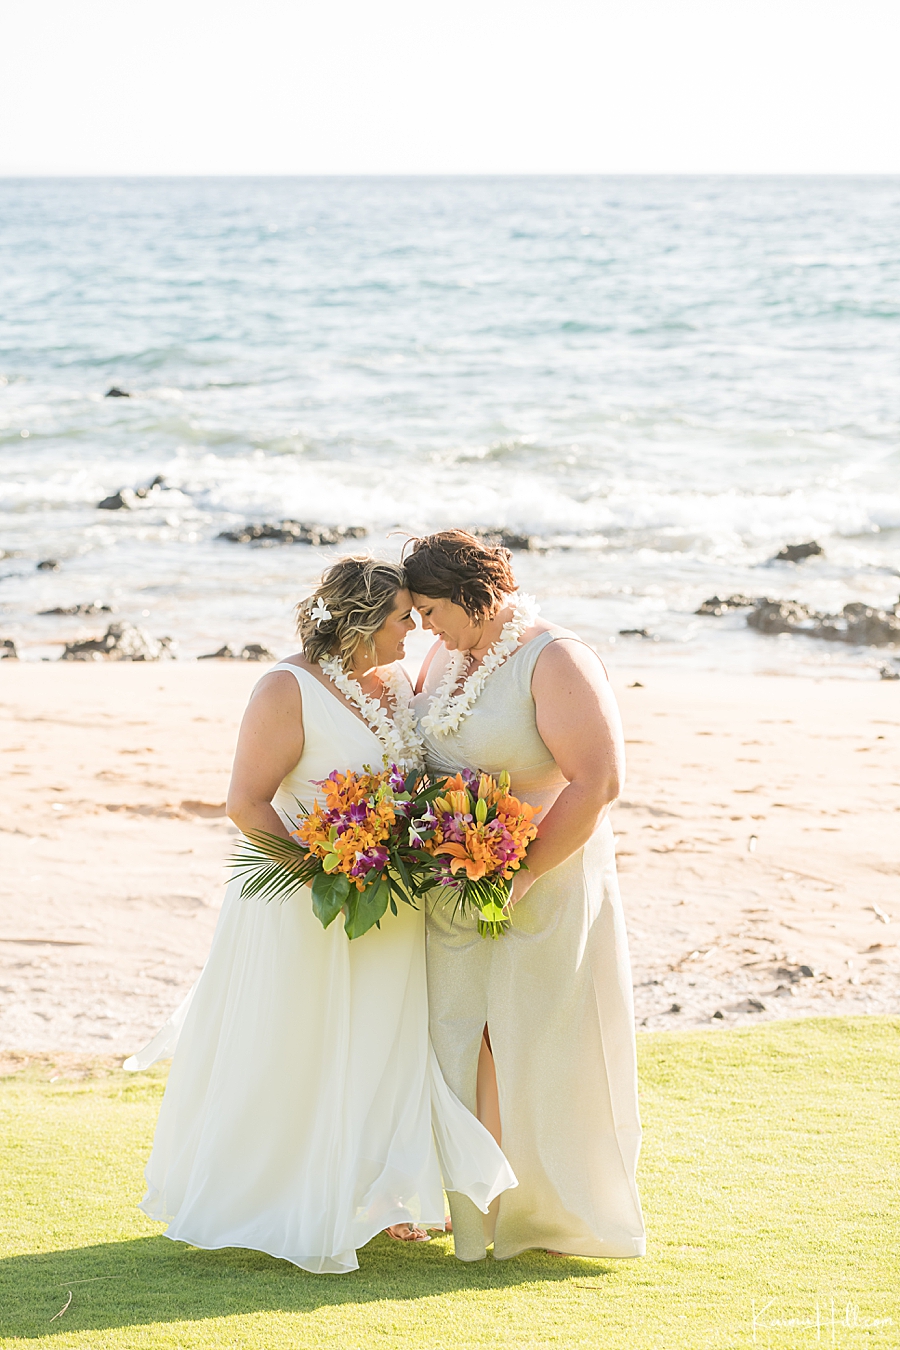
[1,175,898,673]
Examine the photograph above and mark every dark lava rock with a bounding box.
[731,997,766,1014]
[105,386,131,398]
[619,628,652,638]
[748,598,900,646]
[712,1010,724,1020]
[746,598,816,635]
[37,559,60,572]
[0,639,17,660]
[696,594,757,616]
[841,603,900,646]
[198,643,276,662]
[136,474,165,497]
[39,602,114,617]
[773,540,823,563]
[669,1003,682,1014]
[198,645,236,660]
[217,521,367,546]
[60,622,174,662]
[97,475,166,510]
[776,964,815,983]
[470,528,536,551]
[136,475,166,496]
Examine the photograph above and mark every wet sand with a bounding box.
[1,661,898,1061]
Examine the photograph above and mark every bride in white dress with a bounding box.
[127,557,516,1275]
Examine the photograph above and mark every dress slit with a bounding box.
[476,1028,502,1148]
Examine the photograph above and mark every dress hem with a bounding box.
[143,1208,451,1276]
[492,1238,646,1261]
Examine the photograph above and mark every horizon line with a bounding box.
[2,170,900,181]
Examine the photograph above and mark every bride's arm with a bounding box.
[226,672,306,842]
[509,639,625,903]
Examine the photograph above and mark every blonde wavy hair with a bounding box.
[295,556,407,669]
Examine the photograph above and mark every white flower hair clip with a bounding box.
[310,596,332,628]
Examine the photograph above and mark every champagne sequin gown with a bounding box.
[414,629,646,1261]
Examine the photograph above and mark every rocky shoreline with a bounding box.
[1,625,277,663]
[3,525,899,669]
[693,594,900,679]
[5,594,897,668]
[697,592,900,646]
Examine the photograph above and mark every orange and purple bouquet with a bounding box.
[413,769,540,937]
[231,763,539,941]
[230,764,422,940]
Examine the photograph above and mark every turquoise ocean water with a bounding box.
[1,176,898,673]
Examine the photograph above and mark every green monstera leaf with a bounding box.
[311,871,351,929]
[343,876,391,940]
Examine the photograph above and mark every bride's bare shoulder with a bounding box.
[249,652,311,705]
[522,617,557,644]
[275,651,317,673]
[532,629,610,691]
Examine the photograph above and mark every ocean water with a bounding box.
[1,175,898,675]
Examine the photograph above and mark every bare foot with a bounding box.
[385,1223,431,1242]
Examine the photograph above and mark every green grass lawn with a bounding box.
[1,1018,897,1349]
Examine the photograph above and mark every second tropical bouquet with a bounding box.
[411,769,539,937]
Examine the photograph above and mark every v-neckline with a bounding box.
[434,629,550,695]
[277,661,390,744]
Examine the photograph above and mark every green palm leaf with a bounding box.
[229,830,318,903]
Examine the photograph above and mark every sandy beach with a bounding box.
[1,660,898,1062]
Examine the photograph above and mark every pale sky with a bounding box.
[1,0,898,175]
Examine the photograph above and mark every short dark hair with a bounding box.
[402,530,517,618]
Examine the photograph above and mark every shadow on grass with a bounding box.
[0,1234,614,1339]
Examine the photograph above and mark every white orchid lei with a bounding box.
[419,592,540,739]
[320,655,425,774]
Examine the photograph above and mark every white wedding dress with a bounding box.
[126,662,516,1274]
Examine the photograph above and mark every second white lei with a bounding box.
[419,591,540,739]
[319,655,425,774]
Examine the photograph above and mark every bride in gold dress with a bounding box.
[406,530,645,1263]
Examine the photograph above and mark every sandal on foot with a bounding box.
[385,1224,431,1242]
